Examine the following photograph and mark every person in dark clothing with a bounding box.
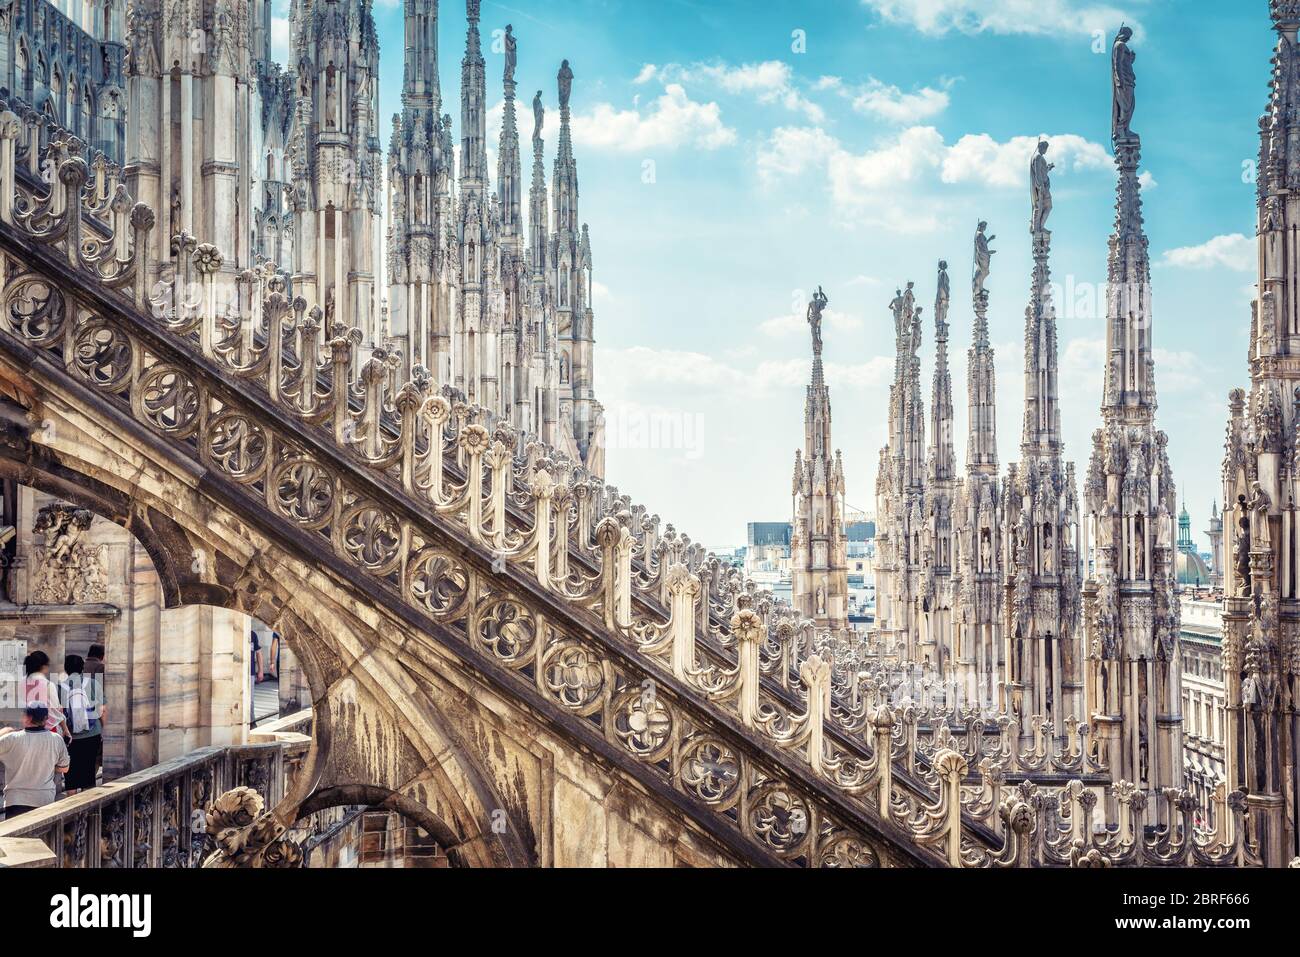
[82,643,107,779]
[59,654,102,794]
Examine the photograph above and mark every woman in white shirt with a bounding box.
[22,651,69,740]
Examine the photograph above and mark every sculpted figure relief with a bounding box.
[128,8,160,77]
[32,503,107,605]
[1250,480,1272,546]
[325,66,339,130]
[1235,495,1252,596]
[532,91,545,142]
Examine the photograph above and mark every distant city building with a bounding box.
[1180,600,1227,827]
[1176,501,1213,587]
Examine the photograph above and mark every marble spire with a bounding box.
[498,24,523,245]
[955,222,1004,705]
[1001,136,1082,743]
[791,288,849,636]
[968,222,998,475]
[1083,24,1182,809]
[402,0,441,118]
[926,261,957,676]
[1023,139,1063,457]
[388,0,455,379]
[875,283,927,661]
[1217,3,1300,865]
[460,0,488,189]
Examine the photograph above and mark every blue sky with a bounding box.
[275,0,1269,549]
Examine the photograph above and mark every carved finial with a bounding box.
[1273,1,1300,28]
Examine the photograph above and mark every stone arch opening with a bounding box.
[0,384,532,866]
[296,784,470,867]
[0,424,299,779]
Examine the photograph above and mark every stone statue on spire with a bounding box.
[973,220,995,297]
[808,286,828,357]
[533,91,545,143]
[558,60,574,110]
[1030,140,1054,233]
[1112,25,1137,143]
[935,260,950,323]
[504,24,517,84]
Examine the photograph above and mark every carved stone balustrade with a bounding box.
[0,136,1271,868]
[0,726,310,868]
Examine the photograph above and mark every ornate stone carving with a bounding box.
[31,503,106,604]
[202,787,304,868]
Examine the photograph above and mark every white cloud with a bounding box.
[828,125,946,193]
[757,126,839,183]
[940,132,1111,187]
[759,125,1110,234]
[1152,347,1212,394]
[861,0,1146,40]
[853,80,951,123]
[1159,234,1254,272]
[633,64,659,85]
[818,76,953,123]
[602,346,746,393]
[486,100,504,146]
[1139,170,1157,190]
[650,61,825,123]
[602,346,889,399]
[759,309,864,338]
[572,85,736,152]
[699,61,825,123]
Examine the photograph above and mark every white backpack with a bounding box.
[65,676,91,734]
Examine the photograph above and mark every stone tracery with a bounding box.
[0,1,1293,870]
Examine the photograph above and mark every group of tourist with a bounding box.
[0,645,106,821]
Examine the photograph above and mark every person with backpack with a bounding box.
[59,654,102,794]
